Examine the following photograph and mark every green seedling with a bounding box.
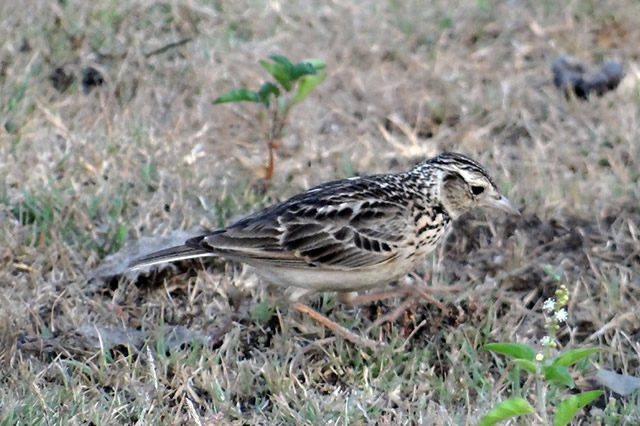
[214,55,327,185]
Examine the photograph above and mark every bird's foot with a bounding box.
[410,272,463,294]
[291,302,383,350]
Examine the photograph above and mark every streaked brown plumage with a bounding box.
[129,152,518,303]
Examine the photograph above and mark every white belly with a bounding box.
[248,258,416,300]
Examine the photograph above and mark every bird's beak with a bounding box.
[488,195,520,215]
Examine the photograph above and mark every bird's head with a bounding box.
[419,152,519,219]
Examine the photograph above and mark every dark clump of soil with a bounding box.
[49,66,75,92]
[236,312,282,360]
[551,56,624,100]
[445,211,599,293]
[81,66,105,94]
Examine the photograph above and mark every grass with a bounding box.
[1,0,640,424]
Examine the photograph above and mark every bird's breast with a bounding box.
[410,203,451,255]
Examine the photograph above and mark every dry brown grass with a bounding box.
[1,0,640,424]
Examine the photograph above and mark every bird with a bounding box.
[129,152,518,348]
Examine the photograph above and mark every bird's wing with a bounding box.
[192,176,412,269]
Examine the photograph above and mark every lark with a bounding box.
[129,152,518,348]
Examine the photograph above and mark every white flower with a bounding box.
[555,308,568,323]
[541,336,555,347]
[543,298,556,313]
[536,353,544,361]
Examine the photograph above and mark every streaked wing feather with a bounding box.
[194,176,409,269]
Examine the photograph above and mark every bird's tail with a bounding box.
[128,245,215,270]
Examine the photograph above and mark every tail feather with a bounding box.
[128,245,215,270]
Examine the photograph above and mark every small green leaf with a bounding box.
[269,55,294,68]
[302,58,326,70]
[552,348,599,367]
[483,343,535,361]
[295,72,327,104]
[289,62,317,81]
[213,89,260,104]
[554,391,604,426]
[257,82,280,107]
[260,60,292,90]
[479,397,535,426]
[513,359,538,375]
[543,365,574,388]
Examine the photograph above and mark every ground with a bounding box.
[1,0,639,424]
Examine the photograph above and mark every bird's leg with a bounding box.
[365,297,414,332]
[337,290,408,305]
[412,287,448,312]
[291,302,383,350]
[290,282,452,348]
[338,287,446,311]
[410,272,464,294]
[338,286,447,332]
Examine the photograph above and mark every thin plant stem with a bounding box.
[536,374,549,425]
[264,100,291,185]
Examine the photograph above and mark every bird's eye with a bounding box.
[471,185,485,195]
